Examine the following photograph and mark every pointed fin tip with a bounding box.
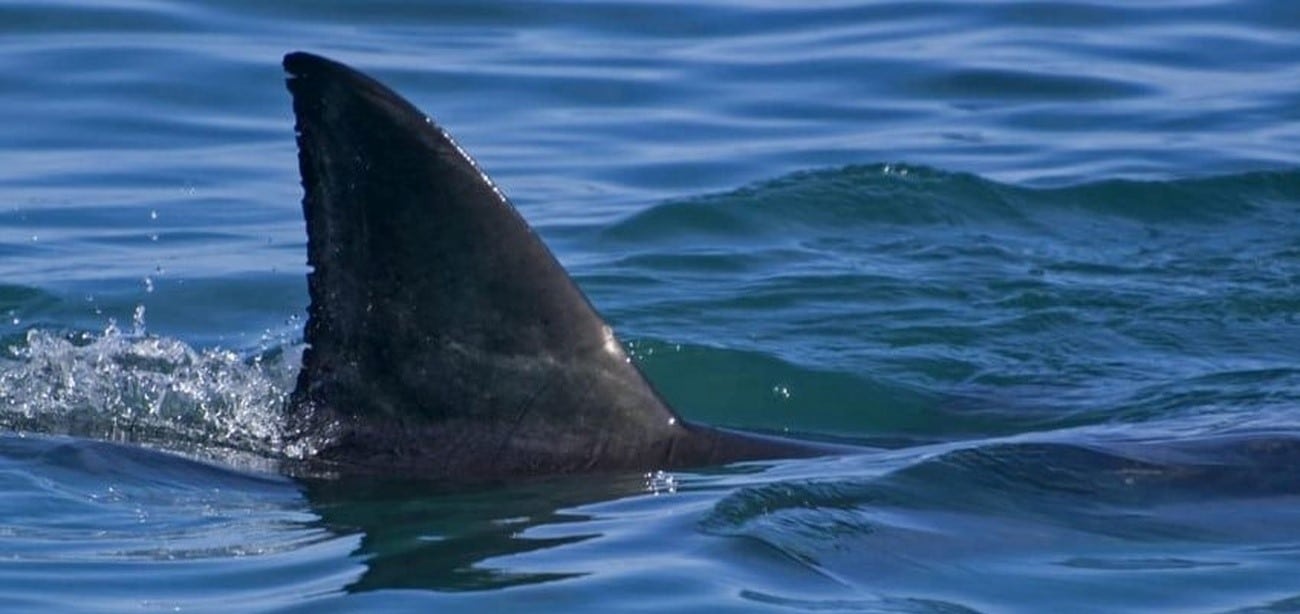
[283,51,341,78]
[284,52,385,88]
[283,51,422,115]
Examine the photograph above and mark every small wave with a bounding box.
[601,165,1300,246]
[0,433,322,571]
[740,589,982,613]
[702,433,1300,575]
[1056,556,1235,571]
[601,164,1032,245]
[628,339,1068,444]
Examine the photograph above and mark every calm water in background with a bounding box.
[2,1,1300,611]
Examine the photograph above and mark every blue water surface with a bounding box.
[1,1,1299,612]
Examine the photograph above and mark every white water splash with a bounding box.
[0,314,300,459]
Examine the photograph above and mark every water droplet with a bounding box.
[132,304,147,335]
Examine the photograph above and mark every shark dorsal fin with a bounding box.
[283,51,827,477]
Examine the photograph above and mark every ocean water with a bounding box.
[2,0,1299,611]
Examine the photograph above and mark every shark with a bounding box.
[281,51,846,479]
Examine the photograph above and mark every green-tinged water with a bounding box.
[1,1,1299,612]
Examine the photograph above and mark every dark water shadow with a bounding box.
[297,471,653,592]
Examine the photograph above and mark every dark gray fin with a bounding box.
[283,51,830,478]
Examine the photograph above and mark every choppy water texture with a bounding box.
[1,1,1299,612]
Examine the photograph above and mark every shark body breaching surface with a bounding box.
[282,52,843,478]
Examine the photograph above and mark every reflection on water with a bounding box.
[301,473,651,592]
